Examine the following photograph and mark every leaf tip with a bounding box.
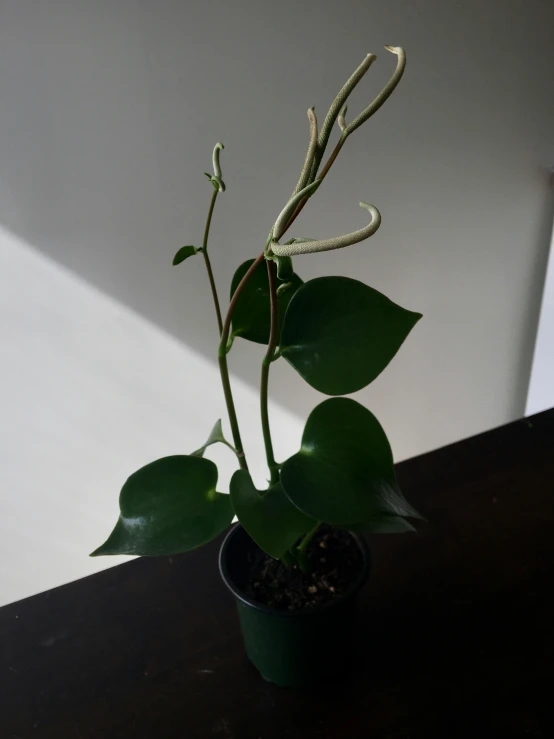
[90,523,123,557]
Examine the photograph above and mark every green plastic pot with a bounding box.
[219,524,371,688]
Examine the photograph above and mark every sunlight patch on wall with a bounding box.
[0,226,302,606]
[526,218,554,416]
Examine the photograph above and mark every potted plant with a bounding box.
[92,45,423,688]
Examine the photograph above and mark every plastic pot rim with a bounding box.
[218,523,371,619]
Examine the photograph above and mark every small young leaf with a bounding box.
[280,276,422,395]
[173,245,199,266]
[230,470,315,559]
[280,398,422,526]
[191,419,233,457]
[274,255,293,281]
[91,456,233,556]
[230,258,303,344]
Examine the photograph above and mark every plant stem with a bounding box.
[281,133,347,235]
[317,133,347,181]
[280,550,296,568]
[260,259,280,485]
[217,350,247,469]
[201,188,223,335]
[215,118,344,473]
[201,187,249,466]
[216,129,347,474]
[217,252,266,470]
[221,252,266,343]
[296,521,322,574]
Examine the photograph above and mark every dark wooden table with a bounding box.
[2,411,554,738]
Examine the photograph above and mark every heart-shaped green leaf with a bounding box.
[230,258,303,344]
[173,245,199,265]
[91,456,233,557]
[230,470,315,559]
[281,397,422,526]
[280,276,421,395]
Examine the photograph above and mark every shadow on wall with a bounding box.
[0,226,302,606]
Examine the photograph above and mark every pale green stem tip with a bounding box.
[272,178,321,241]
[211,143,226,191]
[345,46,406,135]
[271,201,381,257]
[291,107,319,197]
[338,104,348,131]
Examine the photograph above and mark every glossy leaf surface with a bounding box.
[281,398,422,525]
[230,258,303,344]
[91,456,233,556]
[281,276,421,395]
[230,470,314,558]
[173,245,199,265]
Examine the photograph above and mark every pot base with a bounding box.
[219,524,371,688]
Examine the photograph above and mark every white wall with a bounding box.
[526,217,554,415]
[0,226,302,606]
[0,0,553,603]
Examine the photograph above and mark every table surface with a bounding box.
[2,411,554,739]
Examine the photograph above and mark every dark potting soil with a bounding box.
[243,526,363,611]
